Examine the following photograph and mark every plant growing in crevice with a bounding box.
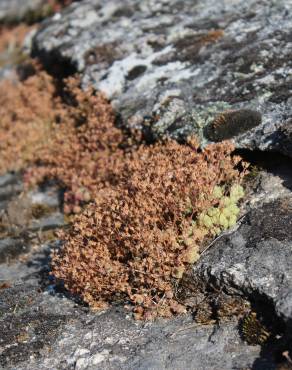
[0,63,248,320]
[25,76,125,214]
[0,66,60,174]
[51,140,247,319]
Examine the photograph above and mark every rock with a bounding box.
[0,174,22,204]
[0,173,19,188]
[0,0,46,24]
[0,174,64,271]
[0,285,264,370]
[29,212,64,231]
[0,237,28,263]
[0,1,292,368]
[0,282,72,369]
[194,197,292,326]
[32,0,292,155]
[277,121,292,158]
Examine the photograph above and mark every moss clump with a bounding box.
[204,109,262,142]
[0,66,59,175]
[241,312,271,345]
[197,184,244,235]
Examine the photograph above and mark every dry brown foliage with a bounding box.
[0,24,34,54]
[0,66,246,319]
[51,139,245,319]
[0,67,60,174]
[25,77,124,214]
[0,67,123,212]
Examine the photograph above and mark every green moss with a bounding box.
[244,165,261,181]
[0,49,30,69]
[197,184,244,236]
[212,185,223,199]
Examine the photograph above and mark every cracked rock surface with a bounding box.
[195,197,292,325]
[33,0,292,154]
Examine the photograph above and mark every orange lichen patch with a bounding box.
[200,29,224,44]
[48,0,74,13]
[51,139,245,319]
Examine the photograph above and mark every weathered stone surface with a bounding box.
[195,197,292,326]
[0,238,28,263]
[0,282,73,369]
[0,281,264,370]
[0,173,23,210]
[33,0,292,155]
[0,0,45,24]
[278,121,292,158]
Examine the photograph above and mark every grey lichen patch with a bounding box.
[204,109,262,142]
[83,42,122,67]
[0,310,67,367]
[0,278,72,368]
[0,237,29,263]
[247,197,292,244]
[32,0,292,155]
[149,95,192,141]
[149,96,232,142]
[174,29,224,63]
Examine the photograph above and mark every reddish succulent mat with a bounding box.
[0,66,60,174]
[0,24,35,54]
[0,64,247,319]
[51,140,246,319]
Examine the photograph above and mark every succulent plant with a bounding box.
[198,184,244,235]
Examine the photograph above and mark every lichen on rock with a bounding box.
[32,0,292,156]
